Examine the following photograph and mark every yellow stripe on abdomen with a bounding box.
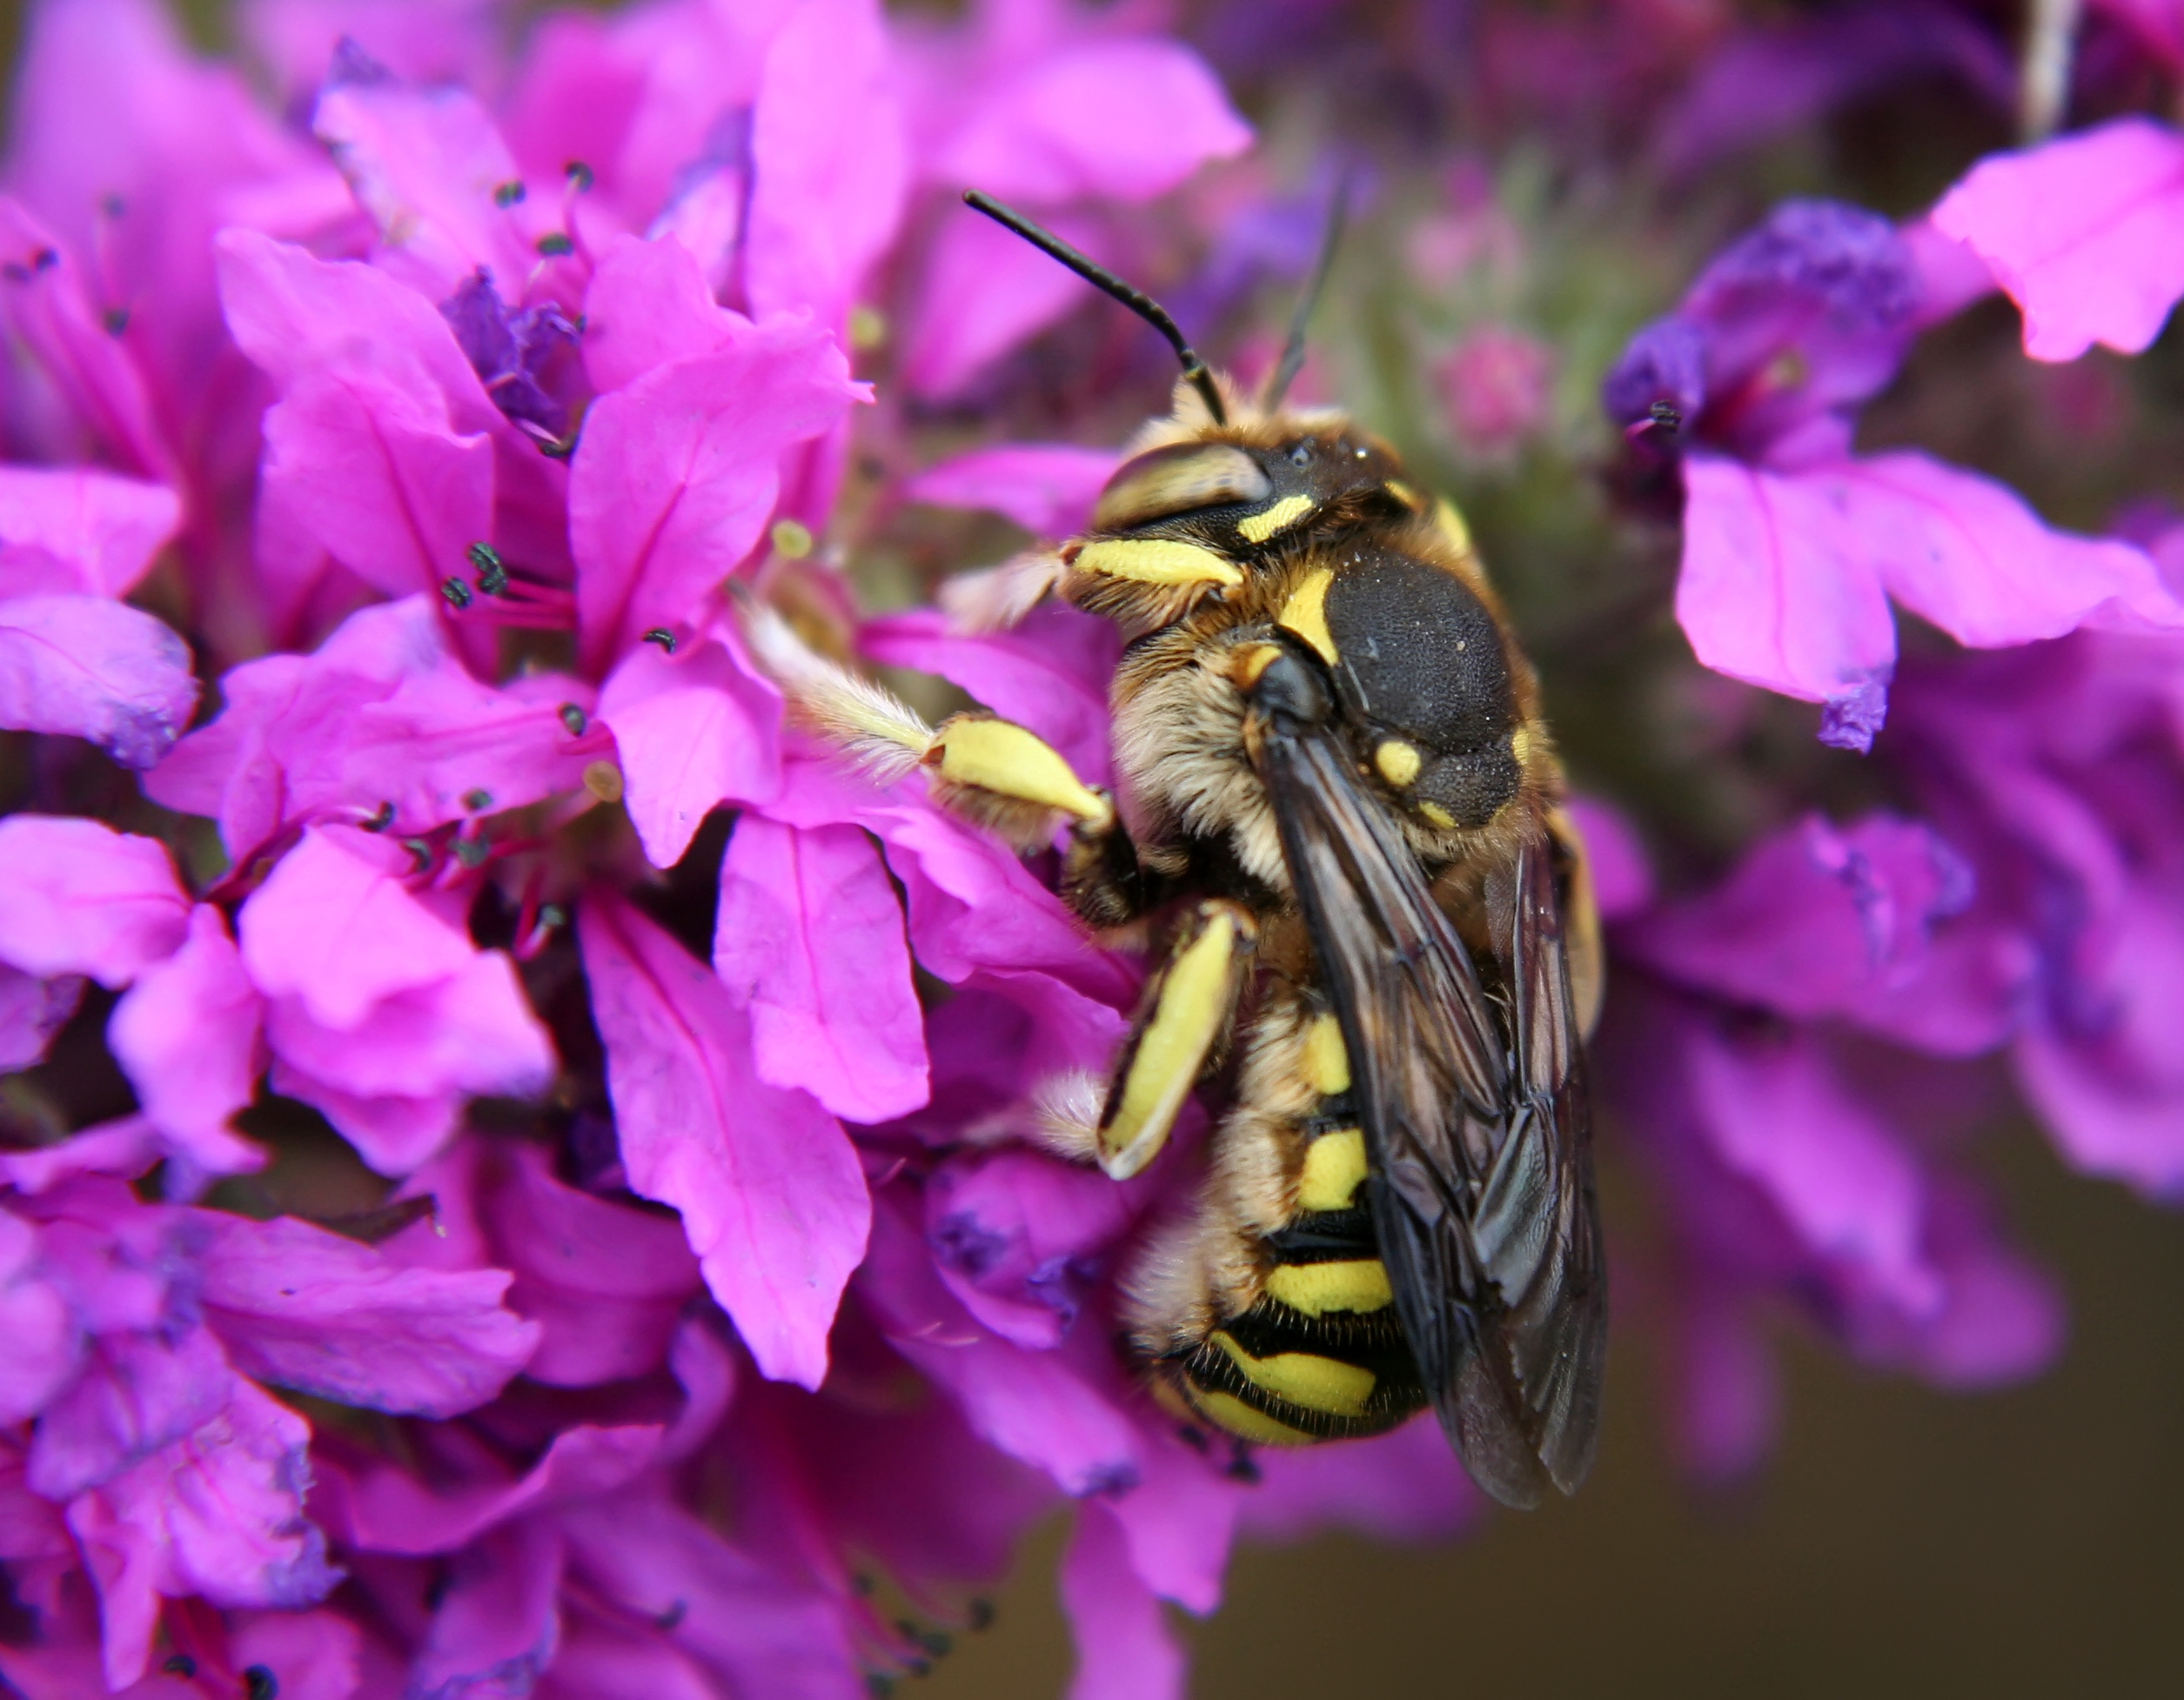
[1263,1258,1394,1316]
[1185,1388,1317,1446]
[1295,1127,1368,1213]
[1210,1331,1376,1417]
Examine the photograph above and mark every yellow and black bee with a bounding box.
[755,191,1605,1509]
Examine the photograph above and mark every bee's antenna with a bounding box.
[1260,175,1351,412]
[963,190,1227,425]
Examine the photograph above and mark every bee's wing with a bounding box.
[1255,720,1604,1507]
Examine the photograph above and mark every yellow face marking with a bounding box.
[1186,1387,1316,1446]
[1276,567,1338,664]
[1296,1127,1368,1213]
[1100,907,1250,1179]
[1237,493,1316,545]
[1301,1013,1350,1096]
[1211,1332,1376,1416]
[1264,1259,1394,1317]
[933,719,1110,825]
[1433,496,1474,556]
[1073,538,1243,587]
[1418,800,1457,830]
[1383,479,1424,511]
[1374,740,1422,787]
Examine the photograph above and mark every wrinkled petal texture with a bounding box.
[0,594,198,768]
[0,466,179,599]
[713,815,928,1122]
[0,817,187,987]
[108,905,266,1175]
[1062,1505,1185,1700]
[1933,117,2184,362]
[579,893,869,1389]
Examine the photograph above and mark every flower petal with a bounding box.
[581,231,745,393]
[598,628,785,867]
[713,816,928,1123]
[409,1521,564,1700]
[1933,116,2184,362]
[0,593,198,769]
[65,1380,339,1690]
[198,1212,539,1416]
[903,444,1122,538]
[108,905,266,1177]
[0,816,188,987]
[570,316,866,671]
[903,209,1104,399]
[227,1607,365,1700]
[746,0,908,325]
[0,467,180,599]
[579,892,870,1389]
[0,963,84,1071]
[1060,1503,1186,1700]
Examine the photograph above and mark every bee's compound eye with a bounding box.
[1093,442,1274,532]
[1288,444,1313,467]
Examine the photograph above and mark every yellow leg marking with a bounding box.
[1277,567,1337,664]
[1237,493,1316,544]
[1383,479,1424,511]
[1418,800,1456,830]
[1211,1332,1376,1416]
[1100,907,1253,1179]
[1187,1387,1316,1446]
[1296,1127,1367,1212]
[1301,1013,1349,1096]
[931,719,1112,825]
[1230,642,1283,689]
[1264,1259,1394,1316]
[1374,740,1421,787]
[1073,539,1243,586]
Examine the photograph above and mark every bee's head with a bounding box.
[1090,417,1410,540]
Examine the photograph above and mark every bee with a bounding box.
[754,191,1606,1508]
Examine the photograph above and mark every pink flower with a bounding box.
[1435,323,1554,460]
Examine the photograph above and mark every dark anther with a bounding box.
[401,838,433,871]
[572,312,588,334]
[466,541,509,596]
[364,801,396,832]
[463,788,493,812]
[454,835,490,869]
[440,577,474,610]
[852,1572,876,1596]
[906,1659,932,1679]
[1224,1446,1263,1484]
[99,192,126,218]
[162,1655,197,1677]
[918,1630,953,1659]
[565,160,595,191]
[493,180,526,208]
[967,1598,995,1632]
[538,903,567,929]
[244,1668,279,1700]
[865,1678,895,1699]
[30,247,57,271]
[642,628,677,653]
[559,702,589,735]
[1648,398,1684,434]
[536,232,574,258]
[656,1599,687,1631]
[103,307,130,337]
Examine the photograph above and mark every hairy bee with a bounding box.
[759,192,1606,1509]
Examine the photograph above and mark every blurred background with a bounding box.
[6,0,2181,1693]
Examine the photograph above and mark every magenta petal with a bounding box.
[745,0,908,325]
[1933,116,2184,361]
[713,816,928,1123]
[1561,793,1653,921]
[259,366,496,603]
[905,210,1102,399]
[0,817,188,987]
[0,1117,160,1194]
[579,893,870,1389]
[0,963,84,1070]
[27,1325,231,1501]
[571,316,866,671]
[862,606,1118,786]
[66,1379,338,1690]
[198,1212,539,1416]
[239,827,475,1024]
[1242,1415,1482,1543]
[411,1520,564,1700]
[1676,451,1896,709]
[1668,1292,1781,1489]
[0,593,198,769]
[933,39,1250,204]
[227,1608,365,1700]
[336,1422,661,1556]
[108,906,265,1177]
[581,233,744,393]
[0,1219,77,1424]
[312,72,537,299]
[1060,1504,1186,1700]
[598,631,785,868]
[0,467,180,599]
[903,444,1122,538]
[923,1148,1138,1349]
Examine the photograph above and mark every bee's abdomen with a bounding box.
[1171,1121,1429,1445]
